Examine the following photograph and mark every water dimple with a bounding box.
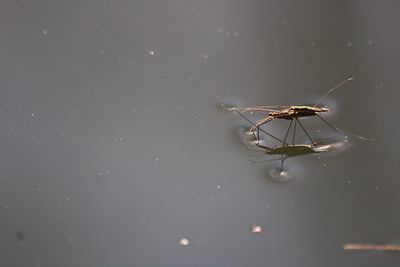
[269,168,292,182]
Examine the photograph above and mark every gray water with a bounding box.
[1,1,400,266]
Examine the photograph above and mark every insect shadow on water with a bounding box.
[226,77,371,147]
[234,110,348,173]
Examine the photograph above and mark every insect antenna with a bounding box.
[314,77,354,107]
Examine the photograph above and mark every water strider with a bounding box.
[228,77,355,146]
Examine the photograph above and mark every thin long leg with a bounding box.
[234,111,284,143]
[282,120,293,147]
[316,114,338,132]
[280,155,288,172]
[315,114,373,141]
[295,118,316,147]
[292,119,297,146]
[249,116,274,144]
[280,120,293,170]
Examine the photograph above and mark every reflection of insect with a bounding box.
[236,111,347,171]
[230,77,354,146]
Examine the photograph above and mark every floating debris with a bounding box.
[343,243,400,252]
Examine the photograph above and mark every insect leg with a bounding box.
[280,120,293,170]
[249,116,274,143]
[292,119,297,147]
[295,118,316,147]
[280,155,288,172]
[233,111,284,143]
[316,114,374,141]
[315,114,338,132]
[282,120,293,147]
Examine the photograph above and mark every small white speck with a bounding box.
[367,40,373,45]
[203,53,208,59]
[66,196,70,201]
[97,172,103,176]
[155,157,159,161]
[179,238,189,246]
[42,29,48,35]
[323,163,327,167]
[31,113,35,117]
[347,180,352,184]
[375,186,379,190]
[217,27,223,33]
[251,225,263,234]
[132,109,136,113]
[216,185,221,189]
[347,41,353,47]
[147,50,155,56]
[221,169,225,173]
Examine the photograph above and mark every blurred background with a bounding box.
[1,0,400,266]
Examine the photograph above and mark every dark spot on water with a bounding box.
[15,230,25,241]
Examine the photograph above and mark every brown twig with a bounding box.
[343,243,400,252]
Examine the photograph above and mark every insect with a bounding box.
[230,77,354,147]
[235,110,347,171]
